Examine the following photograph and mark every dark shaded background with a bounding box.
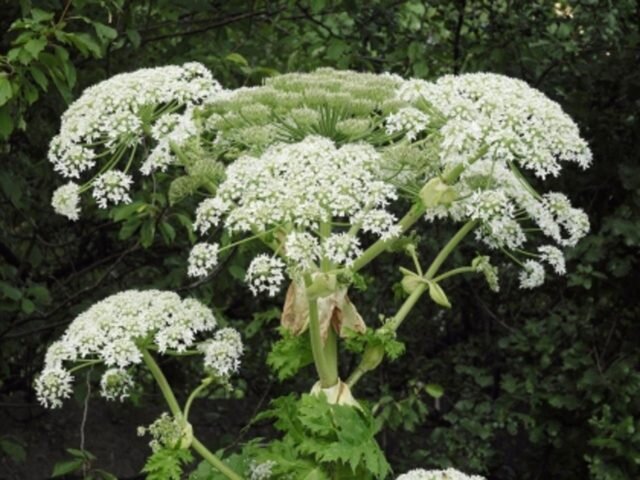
[1,1,639,479]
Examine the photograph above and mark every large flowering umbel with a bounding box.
[48,63,222,219]
[396,468,485,480]
[393,72,592,289]
[35,290,243,408]
[189,135,400,295]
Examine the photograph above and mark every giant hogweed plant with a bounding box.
[37,65,591,479]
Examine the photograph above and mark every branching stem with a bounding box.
[141,349,243,480]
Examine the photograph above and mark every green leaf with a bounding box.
[268,328,314,380]
[23,37,47,60]
[0,437,26,463]
[142,448,193,480]
[51,458,84,477]
[425,383,444,399]
[0,107,14,139]
[159,221,176,244]
[427,281,451,308]
[21,297,35,314]
[29,65,49,90]
[126,28,141,48]
[140,220,157,248]
[0,77,13,106]
[93,22,118,41]
[225,53,249,67]
[0,281,22,301]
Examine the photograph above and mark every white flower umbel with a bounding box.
[538,245,566,274]
[385,107,430,141]
[194,197,230,235]
[284,231,321,271]
[48,63,223,218]
[34,366,73,409]
[396,468,486,480]
[397,73,592,177]
[92,170,133,208]
[100,368,134,402]
[187,242,220,278]
[323,233,362,266]
[35,290,220,408]
[396,73,591,287]
[192,135,398,282]
[519,259,546,289]
[51,182,81,220]
[246,254,286,297]
[199,327,243,379]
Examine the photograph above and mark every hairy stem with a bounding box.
[141,349,243,480]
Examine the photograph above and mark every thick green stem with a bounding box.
[141,349,243,480]
[305,275,339,388]
[141,348,181,417]
[347,220,478,388]
[423,220,478,279]
[192,438,243,480]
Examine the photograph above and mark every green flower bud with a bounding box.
[419,177,458,208]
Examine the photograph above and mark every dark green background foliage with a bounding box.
[1,1,638,479]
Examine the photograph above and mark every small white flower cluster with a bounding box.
[51,182,81,221]
[92,170,133,208]
[248,460,277,480]
[245,255,287,297]
[141,109,199,175]
[396,468,485,480]
[385,107,431,141]
[198,327,243,379]
[100,368,134,401]
[188,242,220,278]
[189,136,400,295]
[395,73,592,289]
[49,63,222,219]
[35,290,243,408]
